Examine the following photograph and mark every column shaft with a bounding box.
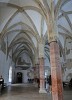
[50,41,63,100]
[39,57,47,93]
[35,64,39,78]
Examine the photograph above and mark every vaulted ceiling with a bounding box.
[0,0,72,65]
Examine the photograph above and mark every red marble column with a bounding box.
[39,57,47,93]
[50,41,63,100]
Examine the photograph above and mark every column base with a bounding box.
[39,88,47,93]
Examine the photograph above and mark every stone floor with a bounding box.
[0,84,72,100]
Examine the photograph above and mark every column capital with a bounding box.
[48,34,58,43]
[49,40,58,44]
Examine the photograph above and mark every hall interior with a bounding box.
[0,0,72,100]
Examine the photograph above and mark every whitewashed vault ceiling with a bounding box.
[0,0,72,64]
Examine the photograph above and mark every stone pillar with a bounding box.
[39,57,47,93]
[34,64,39,78]
[50,41,63,100]
[33,66,36,79]
[38,39,47,93]
[33,66,37,87]
[33,64,39,87]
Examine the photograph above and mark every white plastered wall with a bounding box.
[0,50,11,85]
